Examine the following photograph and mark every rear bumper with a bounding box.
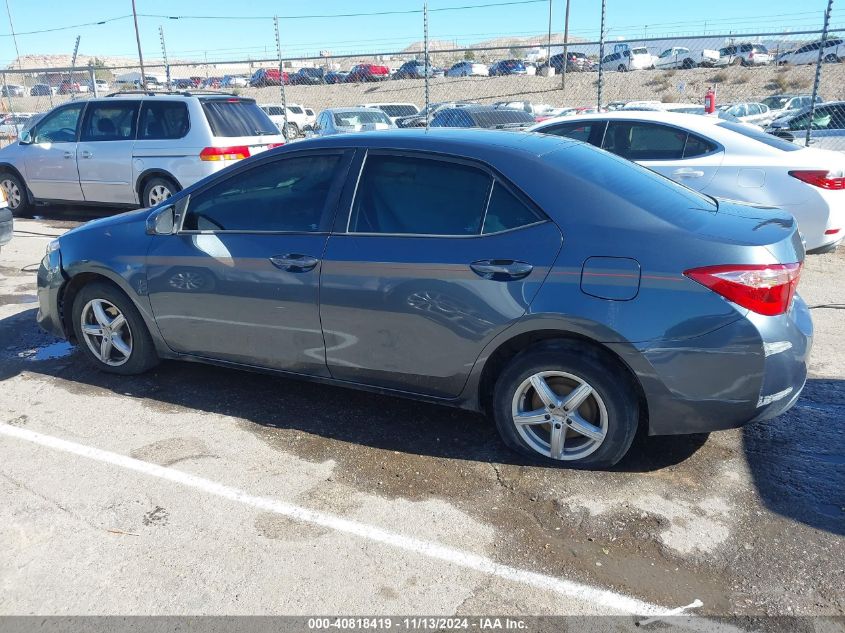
[610,295,813,435]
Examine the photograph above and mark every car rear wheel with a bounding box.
[72,281,159,375]
[492,342,639,469]
[617,65,627,72]
[682,58,695,69]
[142,176,177,208]
[0,172,31,217]
[284,122,300,140]
[824,54,840,63]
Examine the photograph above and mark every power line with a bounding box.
[0,14,131,37]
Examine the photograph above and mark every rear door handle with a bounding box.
[470,260,533,281]
[80,150,93,159]
[672,168,705,178]
[63,151,74,160]
[269,253,319,272]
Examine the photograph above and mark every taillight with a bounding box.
[684,263,802,316]
[200,146,251,161]
[789,170,845,190]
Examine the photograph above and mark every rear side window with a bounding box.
[138,101,189,140]
[482,183,543,234]
[349,155,491,235]
[183,154,343,232]
[81,102,140,142]
[202,98,278,137]
[603,122,686,160]
[716,121,802,151]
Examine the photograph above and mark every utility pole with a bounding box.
[561,0,571,90]
[274,16,290,139]
[159,25,170,89]
[68,36,80,101]
[546,0,553,70]
[597,0,606,110]
[4,0,21,69]
[806,0,834,146]
[131,0,147,87]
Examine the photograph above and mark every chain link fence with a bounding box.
[1,19,844,151]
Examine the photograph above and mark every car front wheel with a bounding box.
[0,172,31,217]
[492,342,639,469]
[72,281,159,375]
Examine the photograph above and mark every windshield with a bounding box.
[717,121,801,151]
[761,96,792,109]
[334,110,391,126]
[631,48,649,55]
[202,98,279,137]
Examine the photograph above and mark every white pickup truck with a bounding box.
[654,46,719,70]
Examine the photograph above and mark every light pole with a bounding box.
[547,0,553,70]
[561,0,571,90]
[131,0,147,87]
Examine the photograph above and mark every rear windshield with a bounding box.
[377,105,418,117]
[202,98,278,137]
[334,110,391,126]
[631,48,649,55]
[471,109,535,128]
[716,121,801,151]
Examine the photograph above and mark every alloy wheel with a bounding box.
[148,184,172,207]
[511,371,608,461]
[1,178,22,209]
[80,298,133,367]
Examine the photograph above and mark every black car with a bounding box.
[430,105,536,129]
[290,68,326,85]
[540,52,590,73]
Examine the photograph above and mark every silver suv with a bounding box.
[0,92,284,215]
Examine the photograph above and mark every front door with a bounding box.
[147,149,353,374]
[21,102,85,201]
[319,152,563,398]
[76,100,140,204]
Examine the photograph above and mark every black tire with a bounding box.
[824,54,840,64]
[617,65,627,72]
[284,122,300,140]
[0,171,32,218]
[491,341,640,470]
[71,280,159,375]
[682,58,695,69]
[141,176,178,209]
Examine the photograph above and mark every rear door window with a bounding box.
[80,101,140,142]
[201,98,278,137]
[348,154,492,235]
[602,122,686,160]
[138,101,189,140]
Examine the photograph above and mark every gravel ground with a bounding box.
[0,211,843,623]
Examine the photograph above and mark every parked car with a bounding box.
[358,102,420,123]
[394,101,477,128]
[0,113,37,139]
[30,84,57,96]
[531,110,844,252]
[1,84,25,97]
[493,101,556,120]
[488,59,528,76]
[171,78,196,90]
[759,94,823,125]
[431,105,536,130]
[541,51,591,73]
[250,68,288,87]
[654,46,719,70]
[766,101,845,151]
[346,63,390,82]
[394,60,443,79]
[36,128,813,469]
[311,107,395,136]
[201,77,224,89]
[777,38,844,65]
[0,94,284,214]
[718,102,772,125]
[446,61,489,77]
[324,70,349,84]
[58,80,89,95]
[221,75,249,88]
[290,68,326,85]
[601,47,656,72]
[259,103,314,138]
[715,43,772,67]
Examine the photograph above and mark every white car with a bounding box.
[714,43,772,67]
[0,113,37,139]
[719,102,772,126]
[446,62,490,77]
[357,102,420,123]
[259,103,314,138]
[759,94,822,126]
[654,46,720,69]
[600,47,655,72]
[530,111,845,252]
[777,37,844,65]
[311,107,395,136]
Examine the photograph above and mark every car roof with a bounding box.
[534,110,725,129]
[323,107,387,114]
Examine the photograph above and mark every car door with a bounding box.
[147,149,353,373]
[76,100,140,204]
[20,102,85,201]
[319,151,563,398]
[601,121,723,191]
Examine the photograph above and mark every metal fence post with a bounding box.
[596,0,606,110]
[806,0,834,147]
[88,62,97,97]
[274,16,290,140]
[160,26,171,90]
[560,0,571,91]
[1,72,14,119]
[424,0,430,128]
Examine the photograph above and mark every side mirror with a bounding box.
[18,129,32,145]
[146,205,176,235]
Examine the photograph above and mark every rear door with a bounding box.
[21,102,85,201]
[601,120,724,191]
[319,151,563,398]
[76,100,140,204]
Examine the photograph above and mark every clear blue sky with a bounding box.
[0,0,840,65]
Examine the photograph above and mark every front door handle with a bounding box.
[269,253,319,272]
[470,259,533,281]
[63,151,74,159]
[672,168,705,178]
[80,150,93,159]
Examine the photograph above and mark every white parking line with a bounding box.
[1,423,733,626]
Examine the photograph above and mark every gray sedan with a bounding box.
[311,107,395,136]
[36,129,811,469]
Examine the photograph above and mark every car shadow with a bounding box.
[743,378,845,535]
[1,307,709,472]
